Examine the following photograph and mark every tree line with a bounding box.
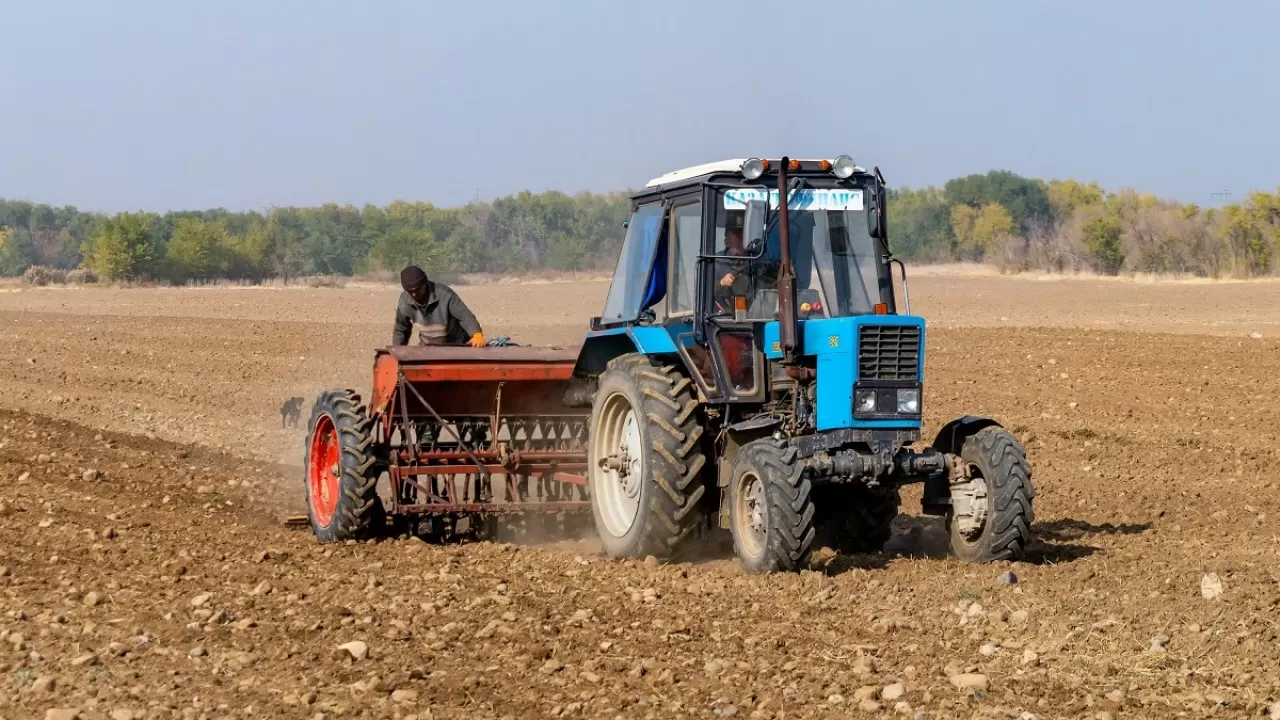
[889,172,1278,278]
[2,171,1278,283]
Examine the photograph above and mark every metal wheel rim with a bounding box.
[954,462,990,545]
[592,392,643,538]
[307,414,341,526]
[733,469,767,558]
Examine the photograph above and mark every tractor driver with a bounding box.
[392,265,486,347]
[716,227,752,298]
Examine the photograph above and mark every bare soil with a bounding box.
[3,274,1280,719]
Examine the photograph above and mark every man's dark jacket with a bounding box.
[392,282,482,346]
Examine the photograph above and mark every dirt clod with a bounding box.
[337,640,369,661]
[391,689,419,703]
[32,675,57,693]
[950,673,989,692]
[1201,573,1225,600]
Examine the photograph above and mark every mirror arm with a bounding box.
[886,256,910,315]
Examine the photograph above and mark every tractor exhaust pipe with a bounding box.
[777,157,799,365]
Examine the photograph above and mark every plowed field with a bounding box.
[3,273,1280,720]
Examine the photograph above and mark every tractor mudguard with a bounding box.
[931,415,1004,456]
[922,415,1004,516]
[573,327,678,377]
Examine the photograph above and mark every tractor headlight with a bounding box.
[741,158,766,180]
[855,389,877,413]
[831,155,856,179]
[896,388,920,414]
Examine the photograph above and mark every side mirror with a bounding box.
[743,199,767,252]
[866,186,887,241]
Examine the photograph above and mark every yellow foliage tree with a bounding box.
[1047,179,1104,217]
[951,202,1014,260]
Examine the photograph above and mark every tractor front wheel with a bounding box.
[587,354,707,560]
[304,389,385,543]
[946,427,1034,563]
[728,438,816,574]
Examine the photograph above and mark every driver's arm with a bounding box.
[448,292,483,339]
[392,295,413,345]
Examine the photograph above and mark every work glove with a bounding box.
[469,332,486,348]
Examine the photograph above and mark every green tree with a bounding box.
[0,227,36,276]
[1220,190,1279,277]
[264,208,306,282]
[166,218,230,282]
[87,212,159,280]
[886,187,953,260]
[1081,213,1125,275]
[945,170,1054,234]
[368,225,439,272]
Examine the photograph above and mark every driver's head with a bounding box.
[400,265,430,303]
[724,228,745,255]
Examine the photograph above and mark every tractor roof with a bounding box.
[644,158,870,189]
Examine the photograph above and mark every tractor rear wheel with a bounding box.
[946,427,1033,563]
[587,354,706,560]
[727,438,816,574]
[304,389,385,543]
[814,485,900,554]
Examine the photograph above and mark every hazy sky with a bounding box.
[3,1,1278,213]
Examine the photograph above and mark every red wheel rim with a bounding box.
[308,414,341,526]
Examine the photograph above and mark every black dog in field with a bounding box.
[280,397,303,429]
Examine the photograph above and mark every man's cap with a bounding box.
[400,265,428,292]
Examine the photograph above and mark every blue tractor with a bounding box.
[573,156,1034,573]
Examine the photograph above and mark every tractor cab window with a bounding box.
[668,201,702,315]
[601,203,665,323]
[712,188,880,320]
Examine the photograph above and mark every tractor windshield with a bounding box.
[713,187,882,320]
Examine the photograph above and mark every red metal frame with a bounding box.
[368,345,592,520]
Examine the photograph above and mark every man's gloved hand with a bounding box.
[469,332,486,348]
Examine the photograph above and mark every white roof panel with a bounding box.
[644,158,867,188]
[645,160,749,188]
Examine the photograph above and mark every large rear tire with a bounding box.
[587,354,707,559]
[727,438,816,574]
[946,427,1033,562]
[304,389,385,543]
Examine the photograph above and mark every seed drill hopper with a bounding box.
[303,344,595,542]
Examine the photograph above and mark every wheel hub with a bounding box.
[591,394,645,538]
[617,412,642,499]
[953,465,989,540]
[731,469,768,560]
[744,475,766,538]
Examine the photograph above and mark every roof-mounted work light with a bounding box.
[740,158,766,180]
[831,155,856,179]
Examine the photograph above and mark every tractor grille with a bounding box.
[858,325,922,380]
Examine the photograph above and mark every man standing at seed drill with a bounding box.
[392,265,486,347]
